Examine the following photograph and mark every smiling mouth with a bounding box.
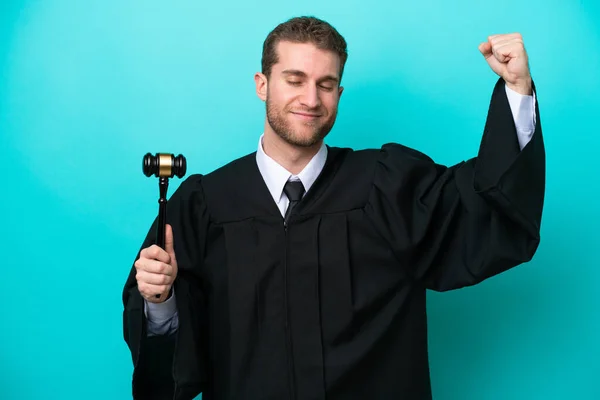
[291,112,321,118]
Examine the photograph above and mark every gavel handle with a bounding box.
[155,177,169,299]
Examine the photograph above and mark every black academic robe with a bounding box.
[122,78,545,400]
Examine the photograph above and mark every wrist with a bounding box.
[506,77,532,95]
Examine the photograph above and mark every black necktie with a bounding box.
[283,180,305,224]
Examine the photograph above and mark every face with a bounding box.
[255,41,344,148]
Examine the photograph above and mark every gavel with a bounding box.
[142,153,187,298]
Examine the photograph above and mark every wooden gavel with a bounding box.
[142,153,187,298]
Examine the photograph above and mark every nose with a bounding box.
[299,83,321,109]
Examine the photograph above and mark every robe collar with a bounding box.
[255,134,328,205]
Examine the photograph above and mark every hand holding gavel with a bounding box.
[135,224,178,303]
[136,153,186,302]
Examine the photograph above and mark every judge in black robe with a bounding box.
[122,74,545,399]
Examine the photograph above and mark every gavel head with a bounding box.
[143,153,187,178]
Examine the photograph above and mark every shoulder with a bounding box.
[328,142,435,169]
[378,142,435,164]
[204,152,257,181]
[168,173,205,207]
[340,143,445,197]
[200,152,256,194]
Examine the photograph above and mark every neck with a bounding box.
[262,129,322,175]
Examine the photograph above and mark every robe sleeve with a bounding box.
[122,174,210,399]
[366,77,545,291]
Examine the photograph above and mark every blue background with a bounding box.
[2,0,598,398]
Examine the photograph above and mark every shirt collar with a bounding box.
[255,134,328,203]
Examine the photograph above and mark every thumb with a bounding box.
[478,42,492,58]
[165,224,177,264]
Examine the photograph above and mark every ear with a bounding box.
[254,72,268,101]
[338,86,344,99]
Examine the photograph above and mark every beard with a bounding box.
[266,93,337,148]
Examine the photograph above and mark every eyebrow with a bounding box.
[281,69,339,84]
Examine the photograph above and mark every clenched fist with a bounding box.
[135,223,178,303]
[479,33,532,95]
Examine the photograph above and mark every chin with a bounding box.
[282,129,325,148]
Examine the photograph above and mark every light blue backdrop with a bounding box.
[2,0,598,399]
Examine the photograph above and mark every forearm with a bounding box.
[505,83,536,150]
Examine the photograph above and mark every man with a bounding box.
[123,16,544,400]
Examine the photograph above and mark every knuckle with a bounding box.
[137,282,147,295]
[136,271,148,284]
[136,256,149,266]
[158,263,167,274]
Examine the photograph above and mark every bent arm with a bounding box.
[366,77,545,291]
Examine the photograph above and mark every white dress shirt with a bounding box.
[143,84,537,336]
[256,134,328,216]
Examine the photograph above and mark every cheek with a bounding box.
[271,94,295,112]
[269,83,296,104]
[322,95,339,113]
